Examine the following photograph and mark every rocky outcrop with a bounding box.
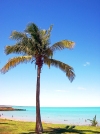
[0,107,26,111]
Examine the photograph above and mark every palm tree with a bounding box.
[1,23,75,133]
[87,115,98,126]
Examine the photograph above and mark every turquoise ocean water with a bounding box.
[0,106,100,125]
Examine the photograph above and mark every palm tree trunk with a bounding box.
[35,66,43,133]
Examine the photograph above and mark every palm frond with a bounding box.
[47,25,53,38]
[2,23,75,82]
[39,25,53,39]
[40,25,53,46]
[48,25,53,32]
[25,23,39,34]
[87,115,98,126]
[25,23,42,45]
[44,58,75,82]
[1,56,32,73]
[43,48,53,58]
[50,40,75,51]
[10,31,27,41]
[5,44,33,55]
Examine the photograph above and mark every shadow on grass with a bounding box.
[0,122,15,126]
[20,125,100,134]
[0,122,9,124]
[43,125,83,134]
[20,125,81,134]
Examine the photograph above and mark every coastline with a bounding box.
[0,116,90,126]
[0,116,31,122]
[0,106,100,126]
[0,113,100,126]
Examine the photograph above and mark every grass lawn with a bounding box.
[0,118,100,134]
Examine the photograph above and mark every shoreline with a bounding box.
[0,117,33,122]
[0,107,100,126]
[0,115,100,126]
[0,116,91,126]
[0,111,97,126]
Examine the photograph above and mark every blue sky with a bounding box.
[0,0,100,107]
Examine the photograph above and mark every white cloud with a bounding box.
[83,62,90,66]
[86,62,90,65]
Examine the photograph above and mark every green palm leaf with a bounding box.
[25,23,42,45]
[43,25,53,40]
[50,40,75,51]
[1,56,32,73]
[5,45,33,55]
[25,23,39,35]
[40,25,53,47]
[10,31,27,41]
[87,115,98,126]
[44,58,75,82]
[43,48,53,58]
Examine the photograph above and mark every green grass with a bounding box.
[0,118,100,134]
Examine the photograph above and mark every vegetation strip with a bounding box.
[0,118,100,134]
